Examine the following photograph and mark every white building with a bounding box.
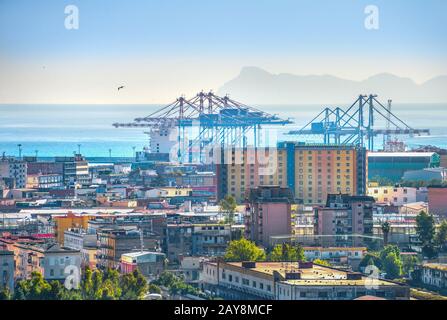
[0,158,27,188]
[41,244,82,283]
[64,228,97,251]
[200,261,410,300]
[367,186,417,206]
[420,263,447,289]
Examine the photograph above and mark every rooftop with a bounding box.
[368,152,436,157]
[423,263,447,272]
[222,261,399,287]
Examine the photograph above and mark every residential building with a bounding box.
[120,251,166,277]
[63,228,97,251]
[166,224,193,265]
[54,213,93,245]
[367,186,417,206]
[200,261,409,300]
[0,250,15,293]
[55,154,90,186]
[418,263,447,290]
[26,173,64,189]
[245,185,294,247]
[97,227,159,269]
[217,143,367,205]
[368,152,440,183]
[41,243,81,282]
[314,194,375,247]
[191,224,232,256]
[303,247,366,265]
[428,187,447,217]
[0,157,27,188]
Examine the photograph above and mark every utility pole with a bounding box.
[77,144,81,155]
[108,148,112,160]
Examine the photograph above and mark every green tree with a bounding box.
[382,251,403,280]
[416,211,437,258]
[0,287,12,300]
[402,254,420,275]
[27,272,52,300]
[313,259,331,267]
[219,195,237,224]
[223,238,266,262]
[381,221,391,246]
[269,243,305,262]
[359,252,382,270]
[148,283,161,294]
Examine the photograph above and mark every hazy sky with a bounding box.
[0,0,446,104]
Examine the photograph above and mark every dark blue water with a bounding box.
[1,103,446,157]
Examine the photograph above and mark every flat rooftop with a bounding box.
[368,152,436,157]
[423,263,447,272]
[223,262,399,287]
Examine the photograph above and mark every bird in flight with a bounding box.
[118,85,125,91]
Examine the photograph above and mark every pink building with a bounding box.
[428,187,447,217]
[314,194,375,247]
[245,186,294,247]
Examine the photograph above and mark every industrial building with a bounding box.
[368,152,440,183]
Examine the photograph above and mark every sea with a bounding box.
[1,103,446,159]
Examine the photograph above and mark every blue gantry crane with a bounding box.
[113,91,293,163]
[287,94,430,150]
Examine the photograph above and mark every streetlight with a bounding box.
[132,146,136,159]
[77,144,81,155]
[35,150,39,158]
[109,148,112,159]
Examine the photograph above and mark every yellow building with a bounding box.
[54,213,92,244]
[217,143,368,205]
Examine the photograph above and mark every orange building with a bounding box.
[54,213,92,244]
[217,143,368,205]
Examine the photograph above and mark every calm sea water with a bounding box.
[1,104,446,157]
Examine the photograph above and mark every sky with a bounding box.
[0,0,446,104]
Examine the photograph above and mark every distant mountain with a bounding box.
[218,67,447,104]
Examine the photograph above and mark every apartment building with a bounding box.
[97,226,160,269]
[55,154,90,186]
[0,157,27,189]
[191,224,232,256]
[217,143,367,205]
[200,261,409,300]
[367,186,417,206]
[245,185,294,247]
[418,263,447,290]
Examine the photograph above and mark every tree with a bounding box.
[223,238,266,262]
[381,221,391,246]
[0,287,11,300]
[435,220,447,251]
[402,254,420,275]
[313,259,331,267]
[416,211,437,258]
[269,243,305,262]
[149,283,161,294]
[382,251,403,280]
[219,195,237,224]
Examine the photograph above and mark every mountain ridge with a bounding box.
[218,67,447,104]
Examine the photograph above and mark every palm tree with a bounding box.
[381,221,391,246]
